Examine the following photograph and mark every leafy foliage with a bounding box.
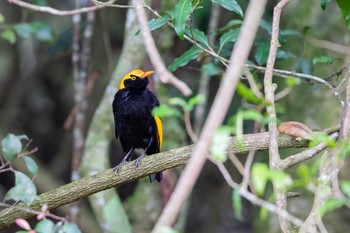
[4,171,37,204]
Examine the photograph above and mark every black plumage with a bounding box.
[112,70,163,182]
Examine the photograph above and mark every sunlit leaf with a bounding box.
[312,56,332,65]
[1,29,16,44]
[319,198,345,216]
[168,46,202,71]
[152,104,180,118]
[172,0,192,39]
[211,126,231,162]
[169,97,188,110]
[218,29,240,55]
[212,0,243,17]
[35,219,55,233]
[269,170,292,190]
[236,82,263,104]
[309,132,336,148]
[252,163,269,196]
[297,164,311,183]
[4,171,37,204]
[0,12,5,23]
[23,156,39,176]
[2,134,23,162]
[232,189,243,220]
[340,180,350,199]
[188,94,205,110]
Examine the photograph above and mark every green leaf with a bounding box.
[218,29,240,55]
[185,28,210,48]
[188,94,205,110]
[297,164,311,183]
[269,170,292,189]
[212,0,243,17]
[23,156,39,176]
[0,13,5,24]
[4,171,37,204]
[336,0,350,28]
[254,41,269,65]
[319,198,345,216]
[169,97,188,110]
[61,223,82,233]
[201,63,221,76]
[232,189,243,220]
[241,109,265,122]
[340,180,350,199]
[168,46,202,71]
[211,126,231,162]
[135,16,171,35]
[312,56,333,65]
[30,21,54,42]
[309,132,336,148]
[13,23,33,38]
[2,134,23,162]
[236,82,263,104]
[35,219,55,233]
[251,163,269,196]
[172,0,192,39]
[217,19,242,34]
[285,77,301,88]
[152,104,180,118]
[1,29,16,44]
[320,0,331,10]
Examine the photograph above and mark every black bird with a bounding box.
[112,69,163,182]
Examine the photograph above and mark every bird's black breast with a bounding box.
[112,88,159,153]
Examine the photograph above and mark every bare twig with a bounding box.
[308,37,350,55]
[241,149,256,191]
[184,111,198,143]
[6,0,132,16]
[263,0,291,232]
[280,132,339,170]
[214,161,303,227]
[133,0,192,96]
[152,0,268,231]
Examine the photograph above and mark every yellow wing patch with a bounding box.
[154,115,163,149]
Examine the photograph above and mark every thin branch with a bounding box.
[0,131,310,230]
[214,161,303,227]
[152,0,268,231]
[308,37,350,55]
[6,0,132,16]
[263,0,291,232]
[133,0,192,96]
[280,132,339,170]
[241,149,256,191]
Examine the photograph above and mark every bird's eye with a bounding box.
[130,75,137,81]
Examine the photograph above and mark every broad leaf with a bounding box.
[336,0,350,29]
[212,0,243,17]
[185,28,210,48]
[35,219,55,233]
[135,16,171,35]
[1,29,16,44]
[23,156,39,176]
[252,163,269,196]
[2,134,23,162]
[201,63,221,76]
[218,29,240,54]
[319,198,346,216]
[172,0,192,39]
[61,223,82,233]
[312,56,332,65]
[236,82,263,104]
[0,12,4,24]
[321,0,331,10]
[168,46,202,71]
[4,171,37,204]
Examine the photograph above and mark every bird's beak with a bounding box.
[141,71,154,78]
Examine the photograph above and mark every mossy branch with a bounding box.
[0,132,310,229]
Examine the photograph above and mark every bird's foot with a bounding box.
[113,161,126,174]
[134,153,147,168]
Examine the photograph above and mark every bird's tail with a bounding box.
[149,172,163,183]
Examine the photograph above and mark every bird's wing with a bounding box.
[153,115,163,150]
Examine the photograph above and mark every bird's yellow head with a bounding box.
[119,69,154,90]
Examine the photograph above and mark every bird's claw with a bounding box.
[134,157,142,168]
[113,162,126,174]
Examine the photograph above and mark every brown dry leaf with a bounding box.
[278,121,314,140]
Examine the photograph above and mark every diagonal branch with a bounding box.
[0,131,311,230]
